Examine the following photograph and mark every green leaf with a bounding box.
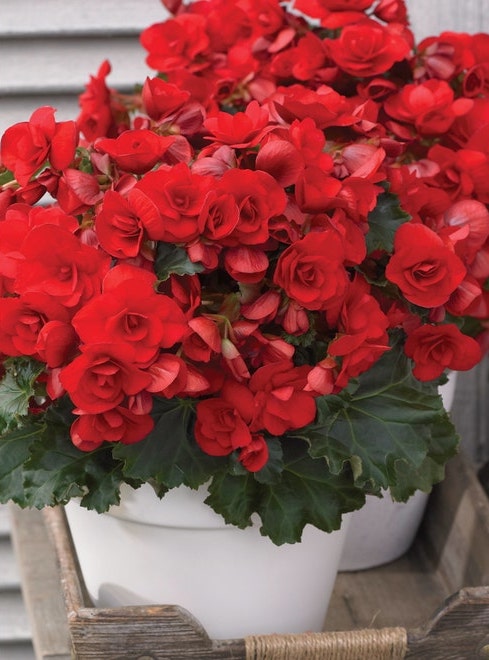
[155,242,205,280]
[0,168,15,186]
[0,397,123,511]
[22,426,123,511]
[0,423,41,481]
[295,339,459,496]
[205,472,258,529]
[366,191,410,254]
[205,441,363,545]
[253,437,284,485]
[256,442,363,544]
[0,423,43,505]
[0,358,45,430]
[113,398,222,489]
[390,410,459,500]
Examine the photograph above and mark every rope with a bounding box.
[245,627,408,660]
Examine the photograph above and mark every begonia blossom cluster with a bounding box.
[1,0,488,541]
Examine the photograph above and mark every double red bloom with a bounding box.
[195,360,318,471]
[1,107,77,187]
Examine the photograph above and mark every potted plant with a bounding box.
[1,0,488,640]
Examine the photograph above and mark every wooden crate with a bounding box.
[9,451,489,660]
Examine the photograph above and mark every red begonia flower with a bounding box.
[385,222,467,308]
[405,323,482,381]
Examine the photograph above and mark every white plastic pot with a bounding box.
[339,371,458,571]
[65,482,350,639]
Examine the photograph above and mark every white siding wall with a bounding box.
[409,0,489,38]
[0,0,168,134]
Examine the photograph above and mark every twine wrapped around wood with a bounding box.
[245,627,408,660]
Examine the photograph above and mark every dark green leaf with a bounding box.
[366,191,410,254]
[0,358,44,429]
[0,168,15,186]
[294,340,458,495]
[390,410,459,500]
[17,401,123,511]
[0,422,43,506]
[0,423,41,481]
[0,468,26,504]
[22,427,123,511]
[205,441,363,545]
[253,437,283,485]
[155,242,204,280]
[256,441,363,544]
[205,471,258,529]
[113,398,222,489]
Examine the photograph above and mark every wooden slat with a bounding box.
[9,506,72,660]
[0,0,167,36]
[406,588,489,659]
[324,550,449,632]
[421,451,489,592]
[2,0,487,41]
[0,505,35,658]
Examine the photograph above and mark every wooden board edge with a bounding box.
[8,505,72,660]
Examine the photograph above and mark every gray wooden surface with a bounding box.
[8,507,72,660]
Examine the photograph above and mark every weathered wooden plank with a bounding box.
[9,506,72,660]
[324,549,448,632]
[0,0,166,36]
[420,448,489,592]
[406,587,489,659]
[5,0,487,40]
